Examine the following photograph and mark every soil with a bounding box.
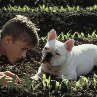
[0,37,97,97]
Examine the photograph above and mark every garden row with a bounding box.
[0,33,97,97]
[1,0,97,8]
[0,9,97,37]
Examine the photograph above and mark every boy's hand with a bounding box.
[4,71,21,84]
[0,71,21,85]
[0,75,13,85]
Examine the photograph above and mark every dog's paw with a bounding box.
[31,75,41,80]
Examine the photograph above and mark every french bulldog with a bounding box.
[32,29,97,80]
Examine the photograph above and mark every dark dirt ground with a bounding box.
[0,37,97,97]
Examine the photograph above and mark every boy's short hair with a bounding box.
[1,15,39,48]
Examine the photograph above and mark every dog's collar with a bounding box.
[49,54,68,74]
[52,61,67,74]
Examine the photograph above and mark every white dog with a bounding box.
[32,29,97,80]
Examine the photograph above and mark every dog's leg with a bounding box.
[62,68,77,80]
[63,73,77,80]
[31,66,44,80]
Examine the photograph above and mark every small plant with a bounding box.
[71,32,78,39]
[7,75,17,90]
[61,78,69,87]
[0,76,6,85]
[77,32,85,39]
[39,4,46,11]
[55,81,61,90]
[76,6,80,11]
[64,31,72,40]
[59,6,65,12]
[66,5,73,11]
[58,32,65,41]
[42,74,51,89]
[75,76,89,90]
[92,73,97,89]
[19,78,32,92]
[91,30,97,38]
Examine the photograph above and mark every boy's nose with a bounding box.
[22,52,26,58]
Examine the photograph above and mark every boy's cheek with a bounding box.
[8,58,15,63]
[6,51,26,63]
[7,55,17,63]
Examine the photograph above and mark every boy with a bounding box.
[0,15,39,85]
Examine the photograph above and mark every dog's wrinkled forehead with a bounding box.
[45,40,65,51]
[43,29,74,53]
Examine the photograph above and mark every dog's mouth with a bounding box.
[41,52,63,67]
[41,58,63,76]
[41,52,53,63]
[41,52,54,69]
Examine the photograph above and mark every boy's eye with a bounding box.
[22,48,28,50]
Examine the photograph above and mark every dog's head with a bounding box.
[41,29,74,67]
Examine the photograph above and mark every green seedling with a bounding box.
[92,73,97,89]
[60,6,65,12]
[91,30,97,38]
[55,81,61,90]
[7,75,17,90]
[0,76,6,85]
[42,74,51,89]
[64,31,71,40]
[75,76,89,90]
[58,32,65,41]
[61,78,69,87]
[76,6,80,11]
[77,32,85,39]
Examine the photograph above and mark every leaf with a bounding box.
[0,76,6,85]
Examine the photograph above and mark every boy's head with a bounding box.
[0,15,39,63]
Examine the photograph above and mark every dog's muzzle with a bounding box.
[41,52,53,63]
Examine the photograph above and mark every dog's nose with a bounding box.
[41,52,53,63]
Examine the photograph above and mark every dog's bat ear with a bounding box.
[65,39,75,52]
[48,29,57,40]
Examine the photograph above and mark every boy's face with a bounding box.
[3,36,32,63]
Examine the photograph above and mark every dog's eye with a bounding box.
[56,53,60,55]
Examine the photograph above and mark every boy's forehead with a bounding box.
[19,36,33,45]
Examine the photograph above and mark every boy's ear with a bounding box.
[48,29,57,40]
[4,36,13,44]
[65,39,74,52]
